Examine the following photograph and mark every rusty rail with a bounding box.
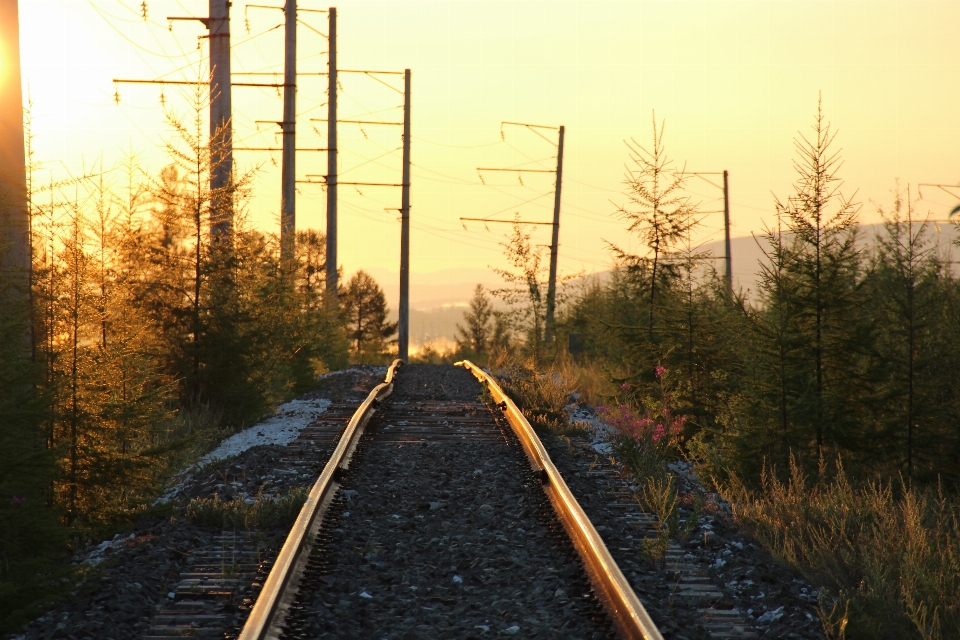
[238,360,403,640]
[456,360,664,640]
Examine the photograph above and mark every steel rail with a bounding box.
[238,360,403,640]
[456,360,664,640]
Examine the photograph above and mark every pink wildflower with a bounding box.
[655,365,666,378]
[10,495,24,507]
[620,383,632,391]
[652,424,666,442]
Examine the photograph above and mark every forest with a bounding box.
[0,97,400,630]
[3,95,960,637]
[451,105,960,638]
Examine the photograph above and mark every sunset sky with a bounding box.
[16,0,960,289]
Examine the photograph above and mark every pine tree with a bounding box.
[455,284,493,359]
[340,270,397,363]
[871,187,936,481]
[491,222,550,363]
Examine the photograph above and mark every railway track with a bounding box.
[236,361,662,640]
[11,362,825,640]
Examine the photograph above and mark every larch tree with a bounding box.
[613,112,698,345]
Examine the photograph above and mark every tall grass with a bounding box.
[185,487,308,531]
[721,457,960,639]
[492,354,579,431]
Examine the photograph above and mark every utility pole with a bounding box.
[472,121,564,347]
[545,125,565,343]
[118,2,253,239]
[689,171,733,296]
[723,170,732,297]
[208,0,233,240]
[325,7,339,305]
[398,69,412,361]
[280,0,297,262]
[0,0,28,289]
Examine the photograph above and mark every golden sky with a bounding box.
[17,0,960,283]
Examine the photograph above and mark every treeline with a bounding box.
[462,106,960,488]
[0,102,398,629]
[460,104,960,637]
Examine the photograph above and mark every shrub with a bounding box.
[493,355,577,431]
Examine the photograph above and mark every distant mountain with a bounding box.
[701,221,959,296]
[359,222,959,348]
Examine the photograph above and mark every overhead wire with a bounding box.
[413,136,501,149]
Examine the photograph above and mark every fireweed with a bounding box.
[599,367,699,562]
[596,365,686,465]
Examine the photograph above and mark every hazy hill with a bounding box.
[365,222,959,348]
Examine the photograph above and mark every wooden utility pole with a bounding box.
[545,125,565,343]
[208,0,233,239]
[398,69,411,361]
[325,7,339,304]
[723,170,732,296]
[0,0,28,287]
[280,0,297,261]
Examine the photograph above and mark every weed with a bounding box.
[493,355,577,431]
[185,487,308,531]
[721,455,960,639]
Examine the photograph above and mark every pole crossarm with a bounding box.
[235,147,329,151]
[918,183,960,200]
[501,121,559,131]
[688,172,723,190]
[476,167,554,173]
[167,15,211,26]
[305,176,402,187]
[311,119,402,125]
[113,79,283,88]
[340,69,404,75]
[235,72,329,77]
[460,217,554,226]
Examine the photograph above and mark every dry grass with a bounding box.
[491,354,579,431]
[185,487,308,531]
[720,457,960,639]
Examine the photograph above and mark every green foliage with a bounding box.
[611,112,699,346]
[185,487,309,531]
[490,221,578,363]
[1,85,349,632]
[550,100,960,634]
[494,355,577,431]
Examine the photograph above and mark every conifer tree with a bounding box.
[872,187,936,481]
[613,112,698,345]
[773,98,869,458]
[455,284,493,359]
[340,270,397,363]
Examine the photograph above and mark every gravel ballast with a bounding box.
[281,364,615,639]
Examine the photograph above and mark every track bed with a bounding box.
[278,364,614,639]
